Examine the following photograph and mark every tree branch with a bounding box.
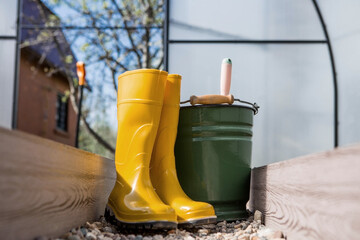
[144,27,151,68]
[111,0,143,68]
[81,115,115,153]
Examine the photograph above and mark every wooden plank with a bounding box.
[249,144,360,240]
[0,127,116,240]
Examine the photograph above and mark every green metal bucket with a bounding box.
[175,104,255,221]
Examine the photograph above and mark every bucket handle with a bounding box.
[180,94,259,115]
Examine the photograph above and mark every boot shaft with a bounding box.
[150,74,217,224]
[115,69,168,172]
[151,74,181,172]
[163,74,181,107]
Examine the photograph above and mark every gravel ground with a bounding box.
[40,211,285,240]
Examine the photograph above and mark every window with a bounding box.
[56,93,68,131]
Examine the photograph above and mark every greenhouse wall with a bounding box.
[319,0,360,147]
[0,0,18,129]
[167,0,360,167]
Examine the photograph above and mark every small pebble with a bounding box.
[93,222,102,227]
[153,235,163,240]
[92,228,101,235]
[234,224,242,229]
[127,234,136,240]
[85,232,96,240]
[254,211,262,223]
[184,236,195,240]
[80,228,88,236]
[103,226,113,233]
[204,224,216,229]
[217,221,227,227]
[198,229,209,236]
[227,222,235,228]
[238,235,250,240]
[135,235,143,240]
[104,232,114,237]
[120,235,129,240]
[244,225,252,234]
[97,235,104,240]
[241,223,249,231]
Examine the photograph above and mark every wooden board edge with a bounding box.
[0,127,116,240]
[249,144,360,240]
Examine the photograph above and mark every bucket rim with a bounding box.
[180,104,257,114]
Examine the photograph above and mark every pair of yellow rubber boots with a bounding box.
[105,69,216,229]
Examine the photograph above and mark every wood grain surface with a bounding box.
[0,127,116,240]
[249,144,360,240]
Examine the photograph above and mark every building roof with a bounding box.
[21,0,77,81]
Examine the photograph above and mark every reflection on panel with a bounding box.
[169,43,333,166]
[169,0,324,40]
[318,0,360,146]
[0,0,17,36]
[0,40,16,128]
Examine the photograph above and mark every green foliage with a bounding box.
[22,40,30,47]
[61,90,70,102]
[80,43,90,52]
[81,0,89,11]
[38,31,49,40]
[65,55,73,64]
[73,77,79,87]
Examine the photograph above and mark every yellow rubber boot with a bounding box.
[105,69,177,229]
[150,74,217,227]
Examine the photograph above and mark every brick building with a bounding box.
[16,0,77,146]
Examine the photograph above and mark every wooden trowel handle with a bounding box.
[190,94,234,105]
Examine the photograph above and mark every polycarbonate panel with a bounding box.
[318,0,360,146]
[0,40,16,128]
[169,0,324,40]
[0,0,17,36]
[169,44,333,166]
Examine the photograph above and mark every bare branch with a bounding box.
[144,27,151,68]
[111,0,143,68]
[155,56,163,69]
[81,115,115,153]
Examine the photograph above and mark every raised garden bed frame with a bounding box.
[0,127,359,240]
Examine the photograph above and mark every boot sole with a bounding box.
[104,205,177,230]
[178,216,217,228]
